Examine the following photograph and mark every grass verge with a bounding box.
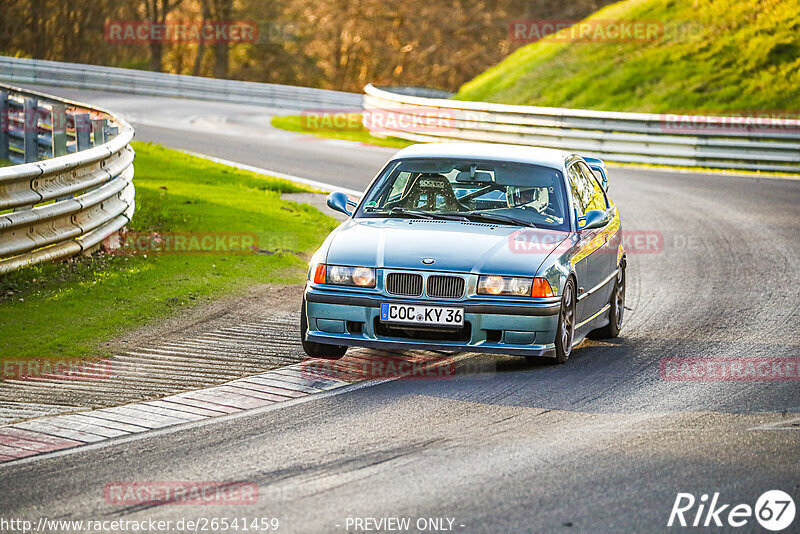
[455,0,800,113]
[0,142,339,358]
[271,114,412,149]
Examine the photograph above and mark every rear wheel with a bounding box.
[590,262,626,339]
[300,297,348,359]
[553,278,576,364]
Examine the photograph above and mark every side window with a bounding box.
[578,162,609,211]
[567,164,588,216]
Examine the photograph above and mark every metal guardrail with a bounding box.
[363,85,800,173]
[0,83,135,274]
[0,56,363,111]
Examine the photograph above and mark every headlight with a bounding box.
[477,275,554,297]
[478,275,531,296]
[313,264,376,288]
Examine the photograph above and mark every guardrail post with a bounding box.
[51,104,67,157]
[51,104,73,201]
[75,113,91,151]
[23,97,38,163]
[0,91,8,162]
[92,118,107,146]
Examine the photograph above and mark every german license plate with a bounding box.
[380,303,464,326]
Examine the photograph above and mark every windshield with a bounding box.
[355,158,569,231]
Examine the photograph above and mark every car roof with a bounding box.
[391,142,576,169]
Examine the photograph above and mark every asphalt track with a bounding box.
[1,86,799,533]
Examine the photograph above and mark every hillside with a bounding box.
[454,0,800,112]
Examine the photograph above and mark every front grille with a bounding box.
[386,272,423,296]
[427,275,465,299]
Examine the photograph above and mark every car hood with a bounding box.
[324,218,569,276]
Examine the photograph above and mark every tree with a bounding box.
[144,0,184,71]
[192,0,211,76]
[201,0,234,78]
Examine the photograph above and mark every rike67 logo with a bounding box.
[668,490,795,531]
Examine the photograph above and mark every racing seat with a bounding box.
[398,173,465,211]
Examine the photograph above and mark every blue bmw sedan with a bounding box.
[301,143,626,363]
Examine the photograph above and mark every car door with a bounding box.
[567,162,610,325]
[578,162,621,307]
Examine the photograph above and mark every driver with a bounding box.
[506,186,541,208]
[506,186,561,224]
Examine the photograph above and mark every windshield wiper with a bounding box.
[385,208,471,222]
[364,207,428,219]
[388,207,434,219]
[373,207,535,226]
[463,212,537,228]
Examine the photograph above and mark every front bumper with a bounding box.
[304,286,561,357]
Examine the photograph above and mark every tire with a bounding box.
[590,261,626,339]
[300,297,348,359]
[553,278,576,364]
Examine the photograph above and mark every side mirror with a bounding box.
[577,209,610,231]
[584,157,609,192]
[327,191,356,216]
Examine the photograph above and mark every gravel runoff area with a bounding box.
[0,193,353,425]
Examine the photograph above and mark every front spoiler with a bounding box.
[304,287,561,358]
[306,331,557,358]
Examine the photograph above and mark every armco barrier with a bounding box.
[363,84,800,173]
[0,83,135,274]
[0,56,363,111]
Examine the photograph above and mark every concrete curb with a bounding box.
[0,350,471,464]
[0,361,344,462]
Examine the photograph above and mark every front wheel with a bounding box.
[553,278,576,364]
[300,298,348,359]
